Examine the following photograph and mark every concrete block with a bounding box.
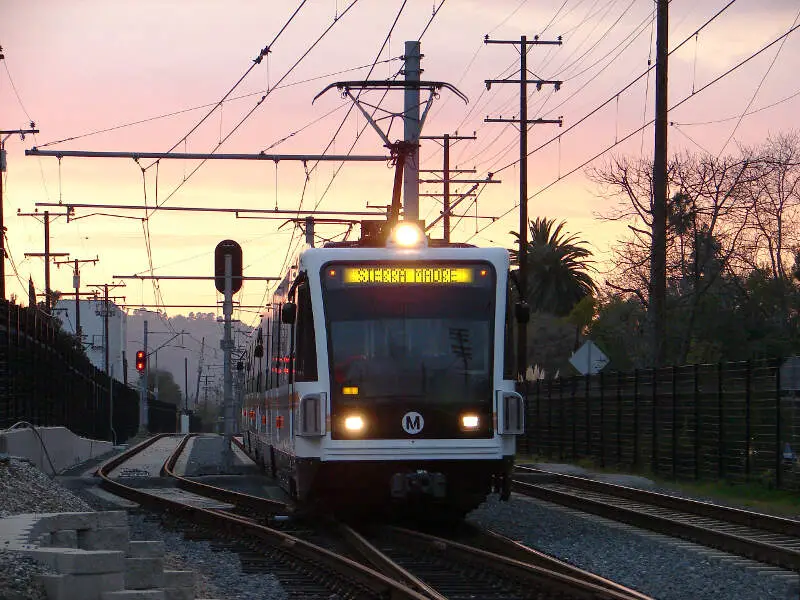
[125,557,165,589]
[102,591,166,600]
[127,540,165,558]
[162,570,194,589]
[43,512,98,532]
[0,513,47,548]
[50,529,78,548]
[27,548,124,574]
[164,588,193,600]
[38,571,124,600]
[79,526,130,552]
[96,511,129,529]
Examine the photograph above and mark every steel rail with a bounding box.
[336,523,448,600]
[160,433,291,516]
[513,468,800,572]
[97,435,430,600]
[461,526,653,600]
[516,465,800,536]
[384,526,650,600]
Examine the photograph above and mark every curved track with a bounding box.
[100,434,651,599]
[513,466,800,573]
[98,434,429,600]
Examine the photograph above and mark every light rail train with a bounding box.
[241,220,524,518]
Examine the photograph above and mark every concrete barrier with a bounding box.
[0,426,113,474]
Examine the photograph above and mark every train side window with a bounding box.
[295,281,318,381]
[503,276,516,380]
[271,309,281,389]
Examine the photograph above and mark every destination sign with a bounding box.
[343,266,474,285]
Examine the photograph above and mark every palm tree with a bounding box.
[509,217,596,316]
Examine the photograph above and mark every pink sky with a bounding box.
[2,0,799,327]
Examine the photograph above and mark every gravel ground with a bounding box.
[126,512,287,600]
[468,495,800,600]
[0,454,92,600]
[3,447,800,600]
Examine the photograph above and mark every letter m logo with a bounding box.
[402,411,424,435]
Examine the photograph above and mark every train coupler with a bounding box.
[390,470,446,499]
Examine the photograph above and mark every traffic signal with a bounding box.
[135,350,146,374]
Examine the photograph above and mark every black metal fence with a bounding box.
[520,359,800,490]
[0,301,179,443]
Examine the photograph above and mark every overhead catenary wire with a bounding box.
[35,57,399,149]
[250,0,415,327]
[150,0,363,214]
[132,1,362,319]
[151,0,310,166]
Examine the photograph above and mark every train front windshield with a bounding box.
[322,263,495,409]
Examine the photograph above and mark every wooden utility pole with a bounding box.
[54,256,98,342]
[418,133,484,242]
[87,282,125,376]
[484,34,563,379]
[0,122,39,302]
[651,0,669,367]
[21,210,70,313]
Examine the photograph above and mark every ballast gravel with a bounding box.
[3,447,800,600]
[468,494,799,600]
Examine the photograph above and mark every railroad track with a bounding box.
[100,434,650,599]
[99,433,430,600]
[513,465,800,573]
[346,524,652,600]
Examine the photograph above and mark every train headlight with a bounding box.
[389,222,425,248]
[461,414,479,429]
[344,415,365,431]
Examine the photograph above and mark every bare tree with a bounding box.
[589,151,755,363]
[740,132,800,282]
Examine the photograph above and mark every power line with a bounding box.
[670,87,800,126]
[151,0,364,212]
[465,13,800,244]
[154,0,310,164]
[417,0,447,41]
[36,57,398,149]
[716,5,800,156]
[489,0,740,177]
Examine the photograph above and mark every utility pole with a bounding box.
[184,357,189,413]
[651,0,669,368]
[21,210,70,313]
[0,118,39,301]
[53,256,98,343]
[313,46,466,227]
[222,253,234,455]
[87,282,125,377]
[194,337,205,408]
[485,34,563,379]
[419,133,477,242]
[403,40,422,221]
[140,320,149,434]
[418,133,502,242]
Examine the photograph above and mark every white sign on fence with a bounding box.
[569,340,609,375]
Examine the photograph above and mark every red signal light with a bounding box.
[135,350,146,374]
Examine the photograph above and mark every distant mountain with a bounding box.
[126,310,255,409]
